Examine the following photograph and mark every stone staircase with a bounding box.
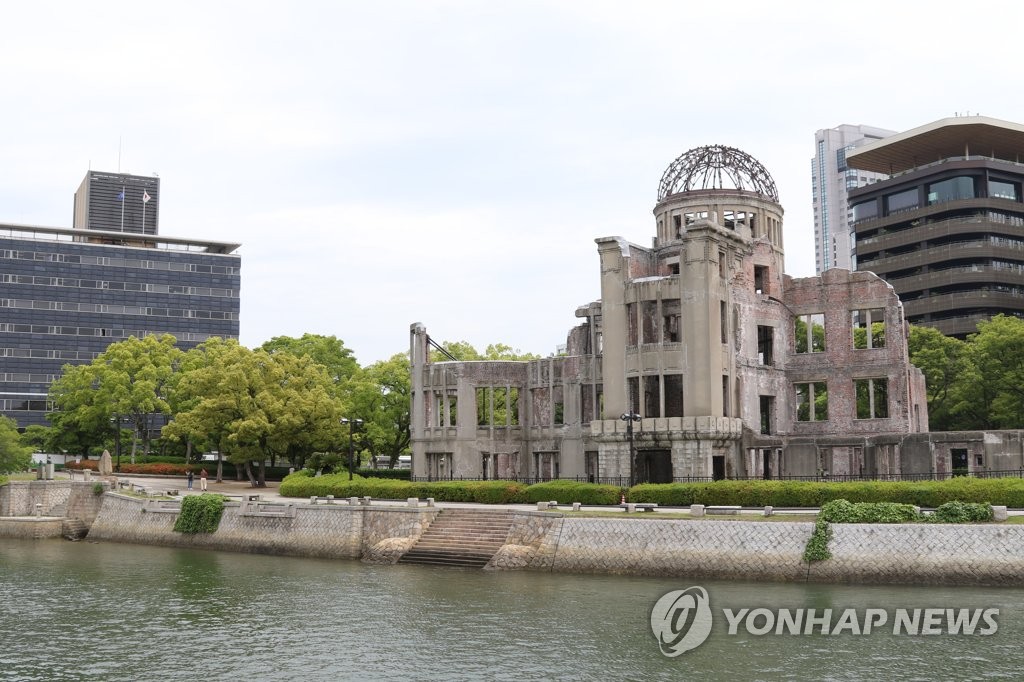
[398,509,514,568]
[61,518,89,541]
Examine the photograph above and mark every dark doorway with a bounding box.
[639,450,672,484]
[761,448,772,480]
[951,448,969,476]
[712,455,725,481]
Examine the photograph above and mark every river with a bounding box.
[1,539,1022,681]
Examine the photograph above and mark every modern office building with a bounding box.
[847,115,1024,337]
[73,171,161,235]
[411,145,928,484]
[0,171,240,428]
[811,124,894,272]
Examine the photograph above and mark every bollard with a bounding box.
[626,503,636,513]
[992,505,1009,522]
[572,502,581,512]
[407,497,419,508]
[83,469,92,481]
[325,495,335,505]
[763,505,773,517]
[537,501,548,511]
[310,496,317,505]
[690,504,705,518]
[426,498,435,507]
[35,503,42,517]
[349,496,360,506]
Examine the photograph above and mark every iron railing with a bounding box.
[409,470,1024,485]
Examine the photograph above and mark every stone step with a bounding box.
[61,518,88,541]
[398,509,515,569]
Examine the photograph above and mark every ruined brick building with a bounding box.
[410,146,929,482]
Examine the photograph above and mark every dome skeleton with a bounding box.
[658,144,779,203]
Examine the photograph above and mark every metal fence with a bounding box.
[409,470,1024,486]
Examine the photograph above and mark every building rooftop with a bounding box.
[847,116,1024,175]
[0,222,240,255]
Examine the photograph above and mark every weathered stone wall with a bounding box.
[1,481,111,523]
[491,514,1024,586]
[87,494,434,561]
[0,517,63,539]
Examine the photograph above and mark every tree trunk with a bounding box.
[185,439,193,465]
[216,452,223,483]
[257,460,267,488]
[244,459,257,487]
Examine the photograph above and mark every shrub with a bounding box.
[932,501,994,523]
[92,482,105,496]
[278,473,527,503]
[522,481,623,505]
[173,494,226,533]
[803,519,832,562]
[0,475,8,486]
[628,478,1024,508]
[819,499,920,524]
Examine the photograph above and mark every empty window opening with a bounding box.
[757,325,774,366]
[664,374,683,418]
[754,265,768,295]
[759,395,774,434]
[626,303,638,346]
[685,210,709,226]
[722,375,730,417]
[641,301,658,344]
[668,261,680,275]
[795,382,828,421]
[852,308,886,349]
[720,300,728,343]
[644,375,661,418]
[795,313,826,353]
[672,214,682,235]
[662,299,681,343]
[627,377,640,415]
[719,251,727,278]
[855,378,889,419]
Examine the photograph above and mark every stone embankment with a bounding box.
[7,483,1024,586]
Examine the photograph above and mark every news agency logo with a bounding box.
[650,586,714,657]
[651,586,1000,657]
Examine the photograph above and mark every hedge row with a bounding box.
[279,471,525,503]
[280,473,625,505]
[627,478,1024,507]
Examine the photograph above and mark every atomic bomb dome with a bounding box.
[657,144,779,202]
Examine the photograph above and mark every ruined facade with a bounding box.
[410,146,928,482]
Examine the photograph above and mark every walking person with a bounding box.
[200,468,208,491]
[187,469,194,490]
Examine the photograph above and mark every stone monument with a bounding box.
[98,450,113,476]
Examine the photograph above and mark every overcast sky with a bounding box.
[0,1,1017,365]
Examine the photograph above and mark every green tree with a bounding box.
[166,341,343,486]
[0,416,33,473]
[260,333,359,392]
[959,315,1024,429]
[908,324,968,431]
[48,335,182,462]
[348,354,412,467]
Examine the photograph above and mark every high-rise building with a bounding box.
[73,171,160,235]
[848,115,1024,337]
[811,125,894,272]
[0,172,240,428]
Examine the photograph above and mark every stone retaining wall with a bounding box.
[0,481,109,523]
[0,517,63,539]
[86,494,436,561]
[489,514,1024,585]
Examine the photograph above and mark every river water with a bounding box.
[2,538,1023,681]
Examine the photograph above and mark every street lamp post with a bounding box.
[109,416,126,472]
[620,412,641,487]
[340,417,364,481]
